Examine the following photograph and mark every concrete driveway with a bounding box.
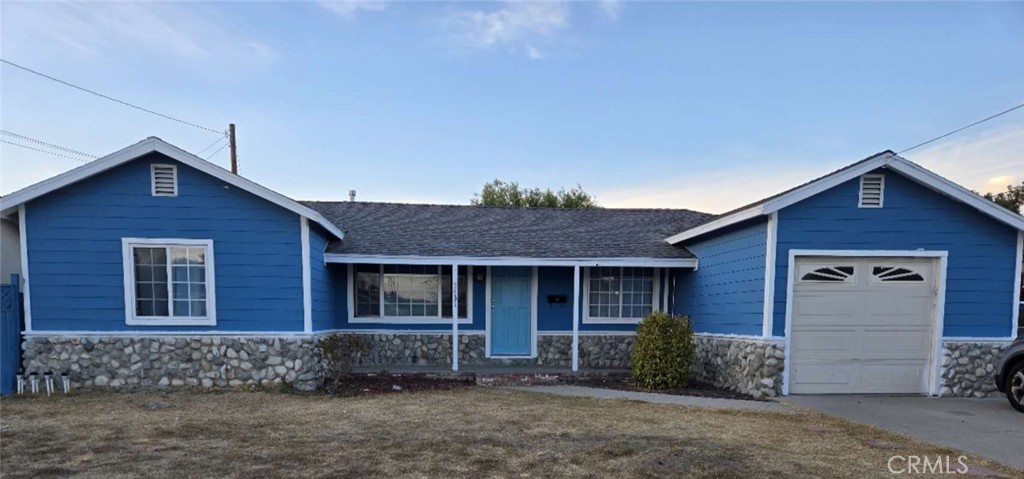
[783,395,1023,469]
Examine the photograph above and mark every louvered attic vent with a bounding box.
[859,174,884,208]
[151,164,178,197]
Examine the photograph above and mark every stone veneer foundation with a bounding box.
[20,333,637,392]
[940,340,1010,398]
[24,333,1000,397]
[22,336,321,391]
[692,335,785,399]
[350,333,634,369]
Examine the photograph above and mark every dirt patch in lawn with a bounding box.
[1,389,1019,479]
[326,373,475,396]
[566,376,760,401]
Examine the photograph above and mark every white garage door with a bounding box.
[789,257,937,394]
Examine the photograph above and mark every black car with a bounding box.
[995,335,1024,412]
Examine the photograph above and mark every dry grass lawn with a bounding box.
[1,388,1019,478]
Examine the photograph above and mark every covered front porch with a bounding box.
[324,255,698,372]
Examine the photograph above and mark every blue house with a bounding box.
[1,138,1021,397]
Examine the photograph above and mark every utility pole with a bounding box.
[228,123,238,174]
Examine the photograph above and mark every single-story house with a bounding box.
[1,137,1021,397]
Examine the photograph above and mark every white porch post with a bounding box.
[572,264,580,372]
[452,263,459,372]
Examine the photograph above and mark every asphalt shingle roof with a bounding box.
[301,201,714,259]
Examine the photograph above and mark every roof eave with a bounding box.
[324,253,699,268]
[665,152,895,244]
[665,151,1024,245]
[886,155,1024,230]
[663,205,766,244]
[0,137,344,239]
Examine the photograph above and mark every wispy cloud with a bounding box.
[319,1,387,19]
[2,2,277,68]
[904,122,1024,195]
[597,0,622,20]
[444,1,571,59]
[596,162,836,214]
[597,123,1024,213]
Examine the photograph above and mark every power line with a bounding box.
[899,102,1024,154]
[1,139,92,163]
[1,58,225,135]
[0,130,97,158]
[206,142,229,160]
[196,136,227,156]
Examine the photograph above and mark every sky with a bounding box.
[1,1,1022,214]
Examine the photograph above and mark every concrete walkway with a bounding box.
[506,385,792,412]
[784,395,1023,469]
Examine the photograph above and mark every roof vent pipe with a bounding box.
[349,190,356,202]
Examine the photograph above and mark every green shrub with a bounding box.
[631,312,694,390]
[316,333,367,393]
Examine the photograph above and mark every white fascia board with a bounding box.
[759,155,894,214]
[664,153,896,245]
[1,139,155,215]
[665,152,1024,245]
[886,156,1024,231]
[324,254,698,268]
[0,137,344,239]
[664,206,765,244]
[150,141,344,239]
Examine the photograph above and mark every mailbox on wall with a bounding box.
[546,294,568,304]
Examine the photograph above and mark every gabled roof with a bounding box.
[304,201,713,263]
[0,137,343,239]
[665,151,1024,244]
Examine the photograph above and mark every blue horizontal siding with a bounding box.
[26,152,305,332]
[773,169,1018,338]
[537,266,573,331]
[538,266,649,332]
[675,219,768,335]
[309,223,339,332]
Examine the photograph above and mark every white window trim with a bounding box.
[122,238,216,326]
[858,173,884,208]
[347,264,474,325]
[582,267,660,324]
[150,163,178,197]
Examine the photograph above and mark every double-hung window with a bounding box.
[584,267,659,324]
[352,264,470,323]
[122,238,216,326]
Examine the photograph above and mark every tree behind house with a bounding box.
[981,181,1024,214]
[471,179,598,208]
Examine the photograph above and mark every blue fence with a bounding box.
[1,274,22,395]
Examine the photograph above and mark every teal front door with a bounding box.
[490,266,532,356]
